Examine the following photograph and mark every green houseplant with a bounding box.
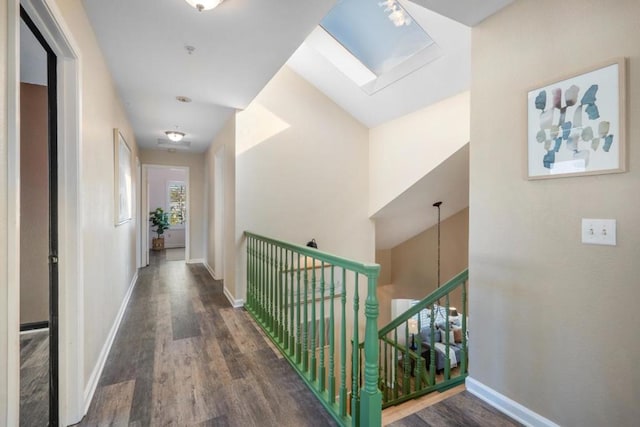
[149,207,170,250]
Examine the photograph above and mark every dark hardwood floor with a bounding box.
[76,250,337,426]
[20,329,49,427]
[389,391,523,427]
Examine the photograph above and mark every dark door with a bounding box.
[20,7,59,426]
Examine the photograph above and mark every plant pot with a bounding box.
[152,237,165,251]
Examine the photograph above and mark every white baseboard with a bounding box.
[466,377,560,427]
[186,258,204,264]
[202,261,243,308]
[83,271,138,414]
[224,287,244,308]
[203,261,220,280]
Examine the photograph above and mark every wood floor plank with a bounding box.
[389,391,523,427]
[20,330,48,427]
[81,380,136,426]
[77,250,338,426]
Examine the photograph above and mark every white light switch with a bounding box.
[581,219,616,246]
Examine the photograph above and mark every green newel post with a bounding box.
[359,269,382,427]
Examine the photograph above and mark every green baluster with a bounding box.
[296,253,302,364]
[429,304,436,386]
[271,243,277,334]
[415,312,423,391]
[359,312,384,427]
[403,321,410,396]
[311,260,317,382]
[351,273,359,427]
[328,265,335,404]
[393,329,399,400]
[303,255,309,373]
[460,278,468,375]
[444,295,450,380]
[282,248,288,350]
[383,338,387,402]
[278,246,283,344]
[319,262,326,391]
[339,268,347,417]
[289,250,295,355]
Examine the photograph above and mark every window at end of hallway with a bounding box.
[167,181,186,227]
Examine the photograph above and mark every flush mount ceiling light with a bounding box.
[165,130,185,142]
[185,0,224,12]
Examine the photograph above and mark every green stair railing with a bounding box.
[244,232,382,427]
[373,269,469,408]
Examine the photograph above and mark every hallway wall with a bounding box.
[205,116,236,298]
[234,66,374,302]
[1,1,15,421]
[369,91,470,216]
[469,1,640,425]
[51,0,140,400]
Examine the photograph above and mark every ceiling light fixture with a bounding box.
[165,130,185,142]
[185,0,224,12]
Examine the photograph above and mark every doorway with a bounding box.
[143,165,190,264]
[19,7,58,426]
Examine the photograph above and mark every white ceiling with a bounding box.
[80,0,511,250]
[287,0,472,128]
[82,0,336,152]
[82,0,512,151]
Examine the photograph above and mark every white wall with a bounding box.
[1,1,17,421]
[205,116,236,297]
[470,1,640,425]
[147,166,187,249]
[49,0,141,394]
[139,149,206,261]
[2,0,140,421]
[234,66,375,302]
[369,91,470,216]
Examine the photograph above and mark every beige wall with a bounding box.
[19,83,49,325]
[369,91,470,215]
[375,248,392,286]
[377,208,468,326]
[1,1,13,421]
[470,1,640,425]
[205,116,237,298]
[139,150,205,261]
[51,0,140,394]
[234,66,374,302]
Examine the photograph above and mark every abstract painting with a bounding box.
[527,59,626,179]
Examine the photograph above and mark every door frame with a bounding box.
[7,0,84,425]
[141,164,191,264]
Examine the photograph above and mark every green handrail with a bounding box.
[244,232,382,427]
[375,269,469,408]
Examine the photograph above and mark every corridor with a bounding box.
[77,251,337,426]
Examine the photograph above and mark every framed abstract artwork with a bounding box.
[114,129,133,225]
[527,58,626,179]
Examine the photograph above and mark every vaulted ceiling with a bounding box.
[82,0,512,250]
[82,0,512,152]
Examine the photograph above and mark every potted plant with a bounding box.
[149,207,170,250]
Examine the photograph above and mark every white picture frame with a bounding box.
[114,129,132,225]
[527,58,626,179]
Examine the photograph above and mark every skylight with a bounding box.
[318,0,440,93]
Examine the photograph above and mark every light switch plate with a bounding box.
[581,219,616,246]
